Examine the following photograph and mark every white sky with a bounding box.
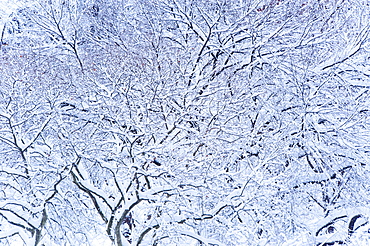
[0,0,19,22]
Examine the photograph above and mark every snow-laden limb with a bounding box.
[0,228,21,240]
[139,185,175,200]
[0,200,44,217]
[78,179,114,211]
[287,207,370,246]
[22,115,52,152]
[178,230,227,246]
[318,25,370,72]
[0,207,38,246]
[0,167,28,178]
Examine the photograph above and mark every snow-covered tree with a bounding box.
[0,0,369,245]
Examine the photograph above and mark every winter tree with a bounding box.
[0,0,369,245]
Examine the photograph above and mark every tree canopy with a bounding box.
[0,0,369,245]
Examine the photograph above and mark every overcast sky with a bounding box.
[0,0,18,26]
